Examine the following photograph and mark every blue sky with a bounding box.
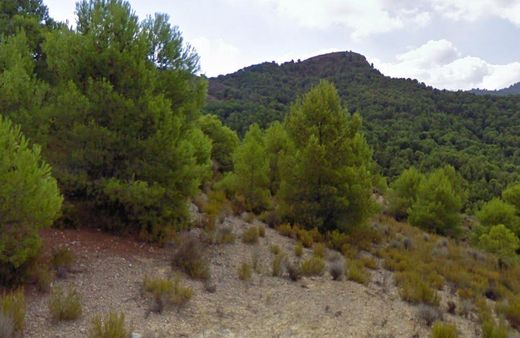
[44,0,520,90]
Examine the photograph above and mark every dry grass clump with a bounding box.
[359,256,378,270]
[258,225,266,237]
[215,226,235,244]
[242,226,260,244]
[270,244,281,255]
[300,257,325,276]
[395,271,439,306]
[51,247,75,278]
[272,253,287,277]
[143,276,193,313]
[48,286,82,321]
[27,259,54,293]
[312,243,326,258]
[171,235,210,280]
[431,322,458,338]
[88,312,130,338]
[347,260,369,285]
[417,304,443,326]
[0,311,14,338]
[0,290,24,334]
[238,262,252,281]
[294,242,303,257]
[276,223,294,237]
[295,228,313,248]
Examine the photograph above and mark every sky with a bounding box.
[44,0,520,91]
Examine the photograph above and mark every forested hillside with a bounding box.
[206,52,520,209]
[470,82,520,96]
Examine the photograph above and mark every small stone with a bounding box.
[131,333,142,338]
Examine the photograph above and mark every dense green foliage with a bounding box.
[198,114,239,172]
[206,52,520,210]
[277,81,375,231]
[0,116,62,285]
[477,198,519,235]
[389,166,466,235]
[479,224,520,262]
[0,0,211,240]
[218,124,270,212]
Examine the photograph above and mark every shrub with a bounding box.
[258,225,266,237]
[242,226,259,244]
[238,262,252,281]
[347,261,369,285]
[481,320,509,338]
[312,243,326,258]
[502,183,520,211]
[479,224,520,262]
[300,257,325,276]
[360,256,378,270]
[27,261,54,293]
[499,294,520,330]
[0,117,63,286]
[88,312,130,338]
[0,290,25,332]
[276,223,294,237]
[395,271,439,306]
[477,198,518,231]
[0,312,14,338]
[215,226,235,244]
[296,228,313,248]
[270,244,281,255]
[51,247,75,278]
[286,261,301,281]
[329,260,344,281]
[417,304,443,326]
[431,322,458,338]
[388,167,424,219]
[48,287,82,321]
[171,235,210,280]
[294,242,303,257]
[327,230,349,251]
[143,276,193,313]
[272,253,286,277]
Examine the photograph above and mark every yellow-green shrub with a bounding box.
[88,312,129,338]
[431,322,458,338]
[0,290,24,332]
[242,226,260,244]
[312,243,326,258]
[48,287,82,321]
[238,262,252,281]
[395,271,439,306]
[300,257,325,276]
[294,242,303,257]
[347,260,369,285]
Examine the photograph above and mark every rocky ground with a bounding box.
[25,214,482,338]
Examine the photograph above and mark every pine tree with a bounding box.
[408,166,466,235]
[264,121,291,195]
[388,167,424,219]
[220,124,270,212]
[278,80,374,231]
[0,116,62,285]
[199,114,239,173]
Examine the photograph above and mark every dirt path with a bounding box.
[25,218,480,337]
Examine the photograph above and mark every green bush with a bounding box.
[347,260,369,285]
[477,198,518,233]
[270,244,281,255]
[503,183,520,212]
[479,224,519,262]
[242,226,260,244]
[0,116,62,286]
[499,294,520,330]
[88,312,130,338]
[48,287,82,321]
[171,235,210,280]
[431,322,458,338]
[51,247,75,278]
[258,225,266,237]
[215,226,235,244]
[388,167,424,219]
[300,257,325,276]
[0,290,25,333]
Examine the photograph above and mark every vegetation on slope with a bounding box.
[206,52,520,210]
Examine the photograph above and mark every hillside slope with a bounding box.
[205,52,520,208]
[470,82,520,96]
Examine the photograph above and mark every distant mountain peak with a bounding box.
[469,81,520,96]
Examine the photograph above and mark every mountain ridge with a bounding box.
[205,51,520,208]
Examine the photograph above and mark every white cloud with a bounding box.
[247,0,431,39]
[190,37,244,77]
[372,39,520,90]
[431,0,520,25]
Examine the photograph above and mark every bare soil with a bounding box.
[25,217,481,338]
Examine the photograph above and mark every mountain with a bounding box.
[205,51,520,208]
[470,82,520,96]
